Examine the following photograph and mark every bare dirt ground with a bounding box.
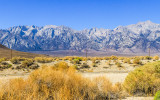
[82,72,128,84]
[122,97,153,100]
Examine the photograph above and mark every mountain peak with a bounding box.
[137,20,155,25]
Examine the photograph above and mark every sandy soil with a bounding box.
[82,72,128,84]
[122,97,153,100]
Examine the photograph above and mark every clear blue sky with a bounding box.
[0,0,160,30]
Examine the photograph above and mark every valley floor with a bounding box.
[0,57,157,100]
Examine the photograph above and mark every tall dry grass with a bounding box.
[0,64,122,100]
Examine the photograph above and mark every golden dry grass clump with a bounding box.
[133,57,142,65]
[0,58,7,63]
[123,61,160,96]
[153,55,159,61]
[10,57,26,64]
[54,61,69,70]
[35,57,53,63]
[0,64,122,100]
[109,55,118,60]
[123,58,131,64]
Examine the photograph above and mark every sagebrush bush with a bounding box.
[0,62,12,70]
[133,57,142,65]
[73,58,81,64]
[0,66,121,100]
[10,57,21,64]
[35,57,53,63]
[20,59,34,68]
[153,55,159,61]
[0,58,7,63]
[123,58,131,64]
[109,55,118,60]
[145,56,152,60]
[81,63,90,68]
[123,61,160,96]
[116,62,122,67]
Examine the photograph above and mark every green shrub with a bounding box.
[73,59,81,64]
[154,91,160,100]
[124,61,160,96]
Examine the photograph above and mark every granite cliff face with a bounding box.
[0,21,160,53]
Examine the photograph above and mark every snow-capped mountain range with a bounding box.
[1,20,160,53]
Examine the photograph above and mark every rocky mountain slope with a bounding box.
[0,44,45,58]
[0,20,160,53]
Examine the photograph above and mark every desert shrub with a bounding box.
[116,62,122,67]
[76,57,82,61]
[0,58,7,63]
[95,60,100,64]
[10,57,21,64]
[123,58,131,64]
[20,59,34,68]
[82,57,87,61]
[0,62,12,69]
[0,66,121,100]
[81,63,90,68]
[154,91,160,100]
[92,58,96,63]
[153,55,159,61]
[123,61,160,96]
[133,57,142,65]
[92,63,97,67]
[73,58,81,64]
[35,57,53,63]
[94,76,112,93]
[73,57,82,64]
[29,63,39,69]
[54,61,69,70]
[145,56,152,60]
[104,57,110,60]
[107,60,112,65]
[110,55,118,60]
[118,57,125,60]
[92,59,100,64]
[71,65,78,70]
